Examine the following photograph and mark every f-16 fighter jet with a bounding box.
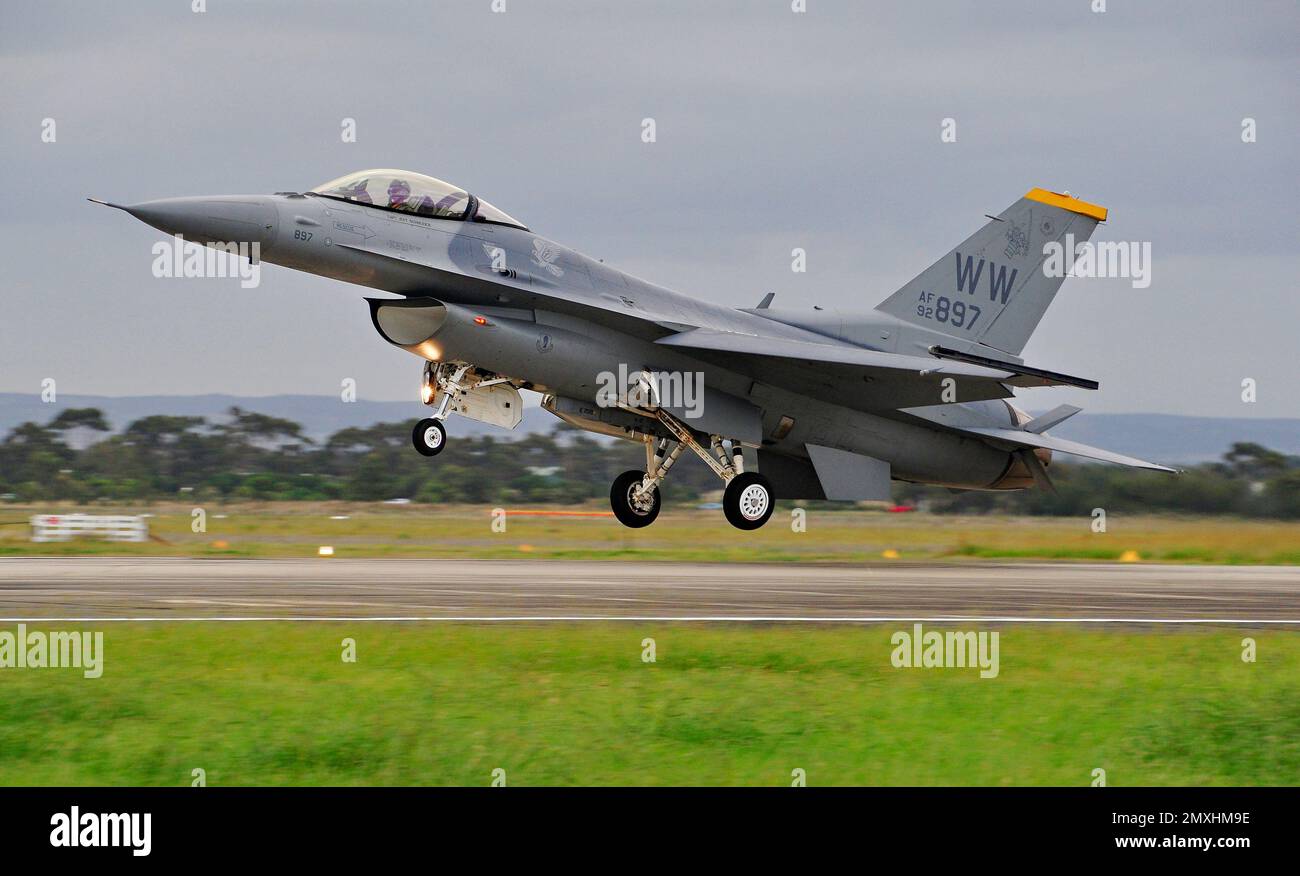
[92,171,1174,529]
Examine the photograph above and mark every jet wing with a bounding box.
[654,327,1021,408]
[656,328,1018,380]
[657,328,1089,389]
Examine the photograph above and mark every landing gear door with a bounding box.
[454,383,524,430]
[660,385,763,446]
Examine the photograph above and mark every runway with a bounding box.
[0,557,1297,622]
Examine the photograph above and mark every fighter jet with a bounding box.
[92,170,1175,529]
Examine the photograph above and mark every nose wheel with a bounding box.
[412,417,446,456]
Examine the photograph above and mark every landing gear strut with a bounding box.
[607,401,775,531]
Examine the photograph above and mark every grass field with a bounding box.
[0,622,1295,786]
[2,504,1299,564]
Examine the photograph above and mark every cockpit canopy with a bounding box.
[309,169,527,230]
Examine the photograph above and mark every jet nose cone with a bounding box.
[123,196,279,252]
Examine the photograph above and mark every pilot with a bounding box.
[387,178,414,210]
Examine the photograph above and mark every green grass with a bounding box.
[0,623,1295,786]
[3,505,1300,564]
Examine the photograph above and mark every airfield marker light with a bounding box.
[881,549,901,559]
[318,545,335,557]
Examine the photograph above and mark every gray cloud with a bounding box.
[1,0,1295,416]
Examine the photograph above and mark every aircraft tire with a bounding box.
[610,470,661,528]
[723,472,775,530]
[412,418,447,457]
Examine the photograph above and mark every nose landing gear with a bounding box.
[410,361,464,458]
[414,360,521,458]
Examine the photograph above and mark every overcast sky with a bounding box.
[1,0,1295,417]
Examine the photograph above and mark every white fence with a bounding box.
[30,514,149,543]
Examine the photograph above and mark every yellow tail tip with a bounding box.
[1025,187,1108,222]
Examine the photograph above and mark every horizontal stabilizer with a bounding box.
[953,425,1177,472]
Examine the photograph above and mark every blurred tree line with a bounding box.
[1,407,1297,517]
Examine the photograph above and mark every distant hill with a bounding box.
[0,392,557,444]
[1,392,1295,463]
[1041,413,1299,465]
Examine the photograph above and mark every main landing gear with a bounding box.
[608,407,775,531]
